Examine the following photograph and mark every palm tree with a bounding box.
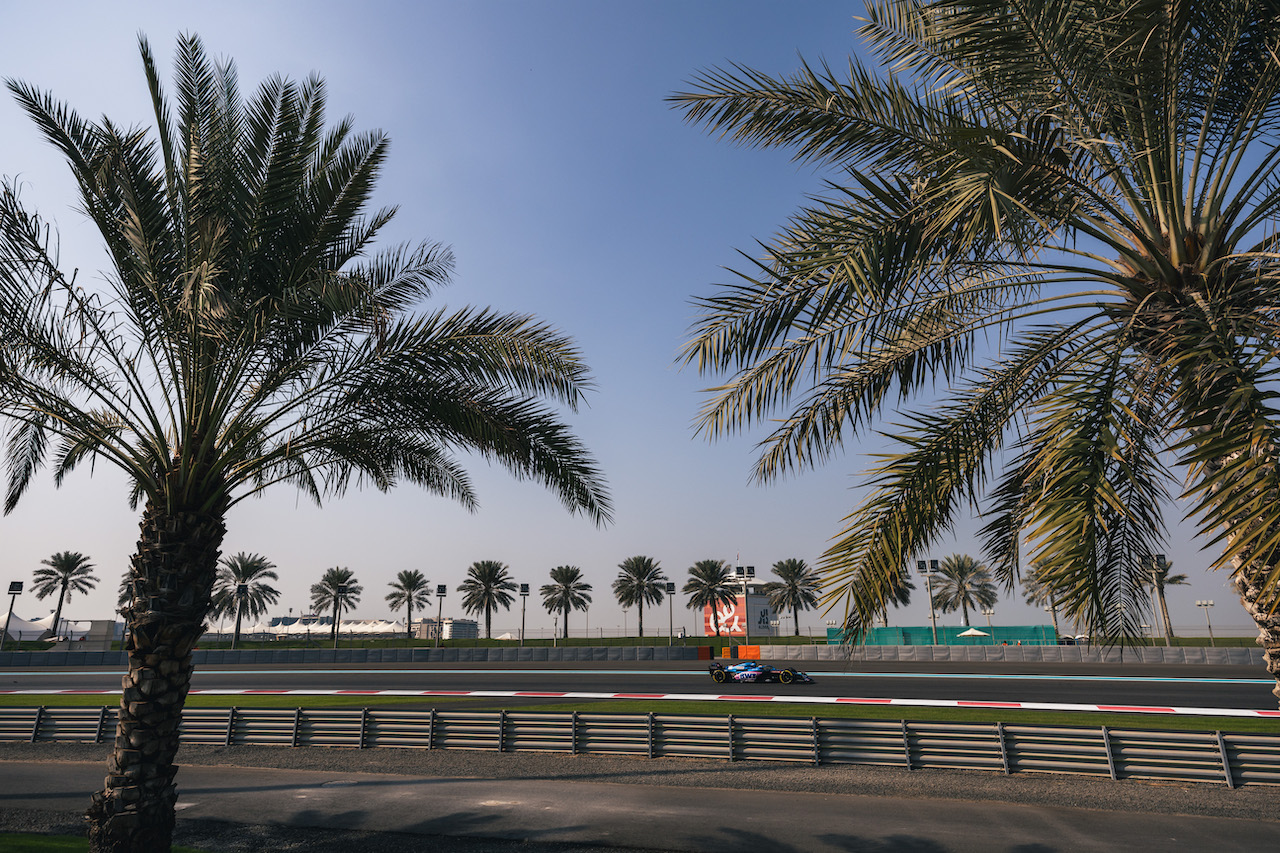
[682,559,737,637]
[540,565,592,639]
[1022,564,1062,638]
[0,35,610,846]
[310,567,362,642]
[930,555,999,627]
[31,552,98,638]
[386,570,432,640]
[674,1,1280,701]
[613,556,667,637]
[209,553,280,649]
[1142,559,1190,646]
[761,558,820,636]
[882,566,915,628]
[458,560,517,639]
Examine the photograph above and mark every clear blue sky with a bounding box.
[0,1,1243,638]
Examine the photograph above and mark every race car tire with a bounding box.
[779,669,795,684]
[712,669,728,683]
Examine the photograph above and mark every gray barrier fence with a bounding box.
[0,644,1265,667]
[758,644,1267,666]
[1,705,1276,788]
[0,645,704,668]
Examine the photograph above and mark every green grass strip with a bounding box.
[0,833,206,853]
[4,695,1277,733]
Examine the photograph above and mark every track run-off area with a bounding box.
[3,662,1278,719]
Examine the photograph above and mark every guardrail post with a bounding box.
[499,710,506,753]
[647,712,655,759]
[1217,731,1235,789]
[902,720,912,771]
[811,717,820,766]
[428,708,436,751]
[225,708,236,747]
[292,708,302,747]
[359,707,369,749]
[996,722,1010,775]
[95,706,109,744]
[30,706,44,743]
[571,711,578,755]
[1101,726,1117,780]
[727,714,735,762]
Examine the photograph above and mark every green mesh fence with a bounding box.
[828,624,1060,646]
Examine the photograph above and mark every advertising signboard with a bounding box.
[703,595,775,637]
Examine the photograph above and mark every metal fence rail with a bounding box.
[2,706,1277,787]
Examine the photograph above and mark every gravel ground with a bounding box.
[2,741,1275,851]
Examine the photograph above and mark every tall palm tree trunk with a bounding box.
[406,604,413,640]
[1155,584,1175,645]
[1232,560,1280,704]
[51,585,67,639]
[562,604,569,639]
[86,499,226,852]
[232,602,243,650]
[637,603,644,638]
[792,604,800,636]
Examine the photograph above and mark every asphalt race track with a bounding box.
[1,660,1275,711]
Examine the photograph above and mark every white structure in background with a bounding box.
[414,618,479,640]
[202,618,407,641]
[1,613,99,642]
[243,619,405,637]
[1,614,122,649]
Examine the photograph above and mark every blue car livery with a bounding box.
[708,661,814,684]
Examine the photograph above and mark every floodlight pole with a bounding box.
[1,582,22,653]
[735,566,755,646]
[1196,600,1216,647]
[435,585,447,648]
[519,584,529,647]
[918,560,939,645]
[666,583,676,646]
[1153,553,1171,646]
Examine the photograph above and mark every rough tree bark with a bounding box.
[85,499,226,853]
[1232,562,1280,705]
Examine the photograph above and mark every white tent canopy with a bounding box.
[2,614,50,640]
[2,613,95,641]
[207,619,406,637]
[957,627,990,637]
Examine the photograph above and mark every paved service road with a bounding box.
[1,758,1274,853]
[1,661,1274,709]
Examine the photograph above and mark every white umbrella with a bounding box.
[957,627,989,637]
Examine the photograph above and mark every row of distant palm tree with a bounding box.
[1022,559,1190,644]
[452,555,828,639]
[291,557,827,641]
[28,547,1194,647]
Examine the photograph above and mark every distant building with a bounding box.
[414,618,479,640]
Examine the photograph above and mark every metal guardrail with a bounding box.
[2,706,1277,787]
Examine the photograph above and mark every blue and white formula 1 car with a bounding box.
[708,661,814,684]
